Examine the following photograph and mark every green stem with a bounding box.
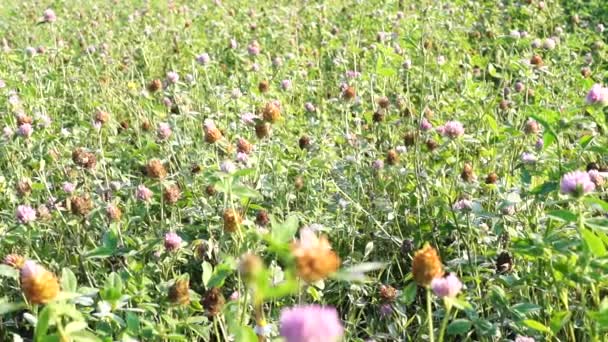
[427,288,435,342]
[438,304,451,342]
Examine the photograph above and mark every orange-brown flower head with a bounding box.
[386,149,399,166]
[238,253,263,282]
[3,254,25,269]
[530,55,543,67]
[256,210,270,226]
[147,79,163,92]
[16,180,32,197]
[223,208,242,233]
[94,110,110,125]
[236,137,253,154]
[145,159,167,179]
[163,184,181,205]
[255,121,271,139]
[20,260,60,304]
[377,96,390,109]
[106,204,122,221]
[461,163,476,182]
[72,148,97,169]
[201,287,225,317]
[485,172,499,185]
[16,114,33,126]
[204,119,222,143]
[258,80,269,93]
[291,228,341,282]
[70,195,92,216]
[411,245,443,287]
[262,101,281,123]
[168,278,190,305]
[379,284,398,303]
[342,86,356,100]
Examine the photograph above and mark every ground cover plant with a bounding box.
[0,0,607,341]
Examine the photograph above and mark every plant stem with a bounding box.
[427,288,435,342]
[438,304,451,342]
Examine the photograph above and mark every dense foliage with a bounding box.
[0,0,607,341]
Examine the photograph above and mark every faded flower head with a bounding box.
[42,9,57,23]
[560,171,595,197]
[431,273,463,298]
[279,305,344,342]
[3,254,25,268]
[157,122,172,140]
[292,228,341,282]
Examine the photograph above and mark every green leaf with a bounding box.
[0,265,19,279]
[61,268,77,293]
[66,331,101,342]
[0,301,27,315]
[271,215,299,244]
[399,282,417,305]
[233,326,257,342]
[581,228,607,257]
[585,198,608,212]
[231,184,261,199]
[64,321,87,334]
[523,319,551,333]
[202,262,213,288]
[512,303,542,316]
[547,210,577,222]
[447,319,472,335]
[207,264,232,288]
[550,311,571,334]
[35,306,53,342]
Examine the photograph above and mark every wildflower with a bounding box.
[441,121,464,138]
[223,208,242,232]
[247,41,260,56]
[94,110,109,125]
[238,253,263,282]
[420,118,432,131]
[163,185,181,205]
[379,304,393,317]
[412,245,443,287]
[431,273,463,298]
[560,171,595,196]
[236,152,248,164]
[588,170,605,187]
[292,228,341,282]
[543,38,556,50]
[16,205,36,224]
[262,102,282,123]
[166,71,179,84]
[196,53,210,65]
[62,182,76,193]
[585,84,608,106]
[42,9,57,23]
[535,138,544,150]
[279,305,344,342]
[201,287,225,317]
[106,204,122,221]
[515,336,535,342]
[20,260,60,304]
[18,123,33,138]
[379,284,398,303]
[256,210,270,226]
[304,102,316,112]
[204,119,222,143]
[3,127,13,139]
[236,138,253,154]
[240,112,256,125]
[372,159,384,170]
[70,195,92,216]
[386,150,399,166]
[72,148,97,169]
[452,199,473,211]
[342,86,356,100]
[220,160,236,174]
[3,254,25,268]
[157,122,172,140]
[147,79,162,92]
[229,291,240,301]
[145,159,167,179]
[168,278,190,305]
[281,79,292,91]
[461,163,476,182]
[164,232,182,252]
[136,185,153,202]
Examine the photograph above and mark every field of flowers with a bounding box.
[0,0,607,341]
